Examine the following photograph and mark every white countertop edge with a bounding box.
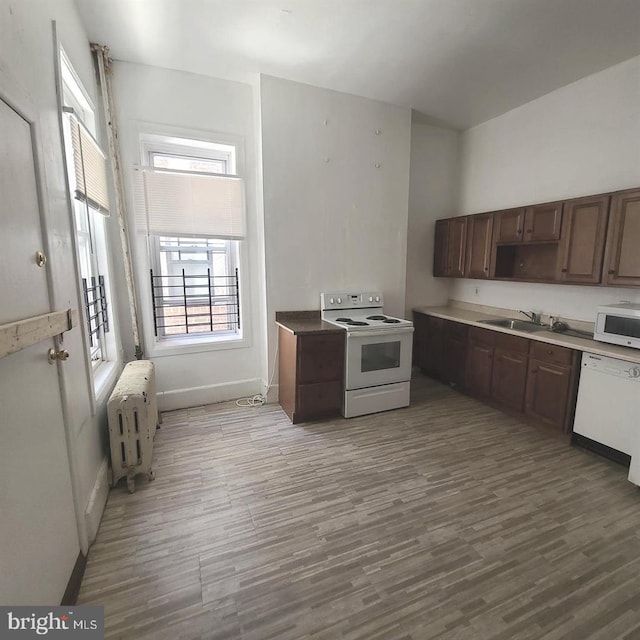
[413,305,640,365]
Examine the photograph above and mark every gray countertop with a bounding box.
[414,304,640,365]
[275,311,344,335]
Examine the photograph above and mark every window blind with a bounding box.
[136,168,246,239]
[69,114,110,215]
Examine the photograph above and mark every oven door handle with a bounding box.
[347,327,414,338]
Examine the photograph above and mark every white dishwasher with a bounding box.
[573,352,640,485]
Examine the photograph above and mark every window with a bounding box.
[139,135,245,344]
[59,51,116,372]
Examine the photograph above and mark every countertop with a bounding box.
[414,304,640,365]
[275,311,344,336]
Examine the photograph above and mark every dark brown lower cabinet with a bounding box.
[465,328,494,399]
[278,327,344,424]
[491,348,528,411]
[415,314,580,433]
[524,342,579,432]
[413,313,446,379]
[443,321,468,388]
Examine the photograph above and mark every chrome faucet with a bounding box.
[518,309,541,324]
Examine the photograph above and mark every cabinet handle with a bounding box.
[531,368,538,374]
[547,349,553,355]
[484,267,489,271]
[561,268,567,272]
[526,229,533,233]
[608,269,615,275]
[517,229,522,234]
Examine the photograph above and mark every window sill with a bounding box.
[93,360,121,407]
[146,332,250,358]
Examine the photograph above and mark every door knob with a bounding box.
[48,348,70,364]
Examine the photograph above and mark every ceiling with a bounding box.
[74,0,640,130]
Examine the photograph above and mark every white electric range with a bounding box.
[321,291,414,418]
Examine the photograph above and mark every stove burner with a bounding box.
[347,321,369,326]
[383,318,401,323]
[336,318,352,322]
[366,315,387,321]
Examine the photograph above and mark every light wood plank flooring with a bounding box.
[78,374,640,640]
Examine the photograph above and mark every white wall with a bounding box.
[0,0,125,558]
[111,62,266,409]
[452,55,640,321]
[405,123,460,317]
[261,75,412,316]
[260,75,411,393]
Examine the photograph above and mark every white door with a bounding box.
[0,97,80,604]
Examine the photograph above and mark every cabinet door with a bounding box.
[494,208,526,243]
[433,219,449,277]
[491,348,528,412]
[447,217,467,277]
[443,321,468,388]
[412,312,429,369]
[416,315,446,379]
[297,334,344,383]
[524,359,572,430]
[557,195,610,284]
[465,340,493,399]
[605,189,640,287]
[465,213,494,279]
[524,202,563,241]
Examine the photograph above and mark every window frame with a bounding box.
[58,48,120,404]
[135,126,251,357]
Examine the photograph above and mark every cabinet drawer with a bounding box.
[493,331,529,354]
[297,334,344,383]
[445,320,468,342]
[529,341,574,366]
[296,381,342,419]
[468,326,495,347]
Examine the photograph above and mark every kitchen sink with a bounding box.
[480,318,548,333]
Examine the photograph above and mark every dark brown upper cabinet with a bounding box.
[523,201,563,241]
[433,218,449,277]
[494,202,562,245]
[556,194,610,284]
[465,213,494,279]
[433,216,467,277]
[604,188,640,287]
[494,208,526,243]
[447,216,468,277]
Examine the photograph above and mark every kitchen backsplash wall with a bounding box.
[452,280,640,323]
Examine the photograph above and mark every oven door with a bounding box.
[345,327,414,390]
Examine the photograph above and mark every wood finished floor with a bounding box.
[78,374,640,640]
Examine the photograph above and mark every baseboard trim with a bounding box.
[264,382,279,404]
[85,457,109,544]
[157,378,263,411]
[61,552,87,606]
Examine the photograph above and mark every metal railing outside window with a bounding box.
[150,268,240,338]
[82,275,109,354]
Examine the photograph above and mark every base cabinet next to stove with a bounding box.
[278,327,345,424]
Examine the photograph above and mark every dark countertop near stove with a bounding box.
[275,311,344,335]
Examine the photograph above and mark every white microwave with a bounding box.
[594,303,640,349]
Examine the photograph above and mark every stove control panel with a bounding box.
[321,292,383,310]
